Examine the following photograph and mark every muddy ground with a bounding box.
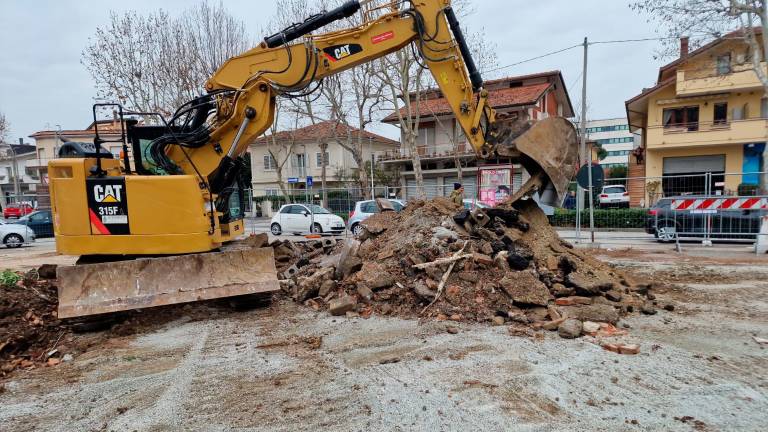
[0,248,766,431]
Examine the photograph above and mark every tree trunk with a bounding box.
[320,141,328,208]
[454,120,463,182]
[274,165,292,204]
[405,131,426,199]
[353,152,371,200]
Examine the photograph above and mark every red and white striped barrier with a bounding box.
[671,197,768,211]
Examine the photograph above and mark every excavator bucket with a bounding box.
[56,247,280,319]
[496,117,579,207]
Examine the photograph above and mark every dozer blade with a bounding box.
[56,247,280,319]
[496,117,579,207]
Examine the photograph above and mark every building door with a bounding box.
[662,155,725,196]
[406,178,439,200]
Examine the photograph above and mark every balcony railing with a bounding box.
[379,143,474,162]
[648,117,768,148]
[676,63,767,96]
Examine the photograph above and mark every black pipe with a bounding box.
[443,6,483,91]
[264,0,361,48]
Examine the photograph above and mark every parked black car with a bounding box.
[646,197,766,242]
[16,210,54,238]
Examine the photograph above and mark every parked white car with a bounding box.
[270,204,345,235]
[599,185,630,208]
[0,220,35,248]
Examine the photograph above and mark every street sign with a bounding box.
[287,177,299,184]
[306,176,313,187]
[575,164,604,190]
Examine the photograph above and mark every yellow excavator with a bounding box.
[49,0,578,318]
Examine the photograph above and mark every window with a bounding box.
[265,189,279,197]
[316,151,329,167]
[662,106,699,131]
[716,53,731,75]
[761,98,768,118]
[109,146,122,159]
[283,205,306,214]
[293,153,306,168]
[361,202,378,213]
[713,102,728,125]
[596,137,633,145]
[263,154,276,170]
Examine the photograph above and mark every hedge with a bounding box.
[548,208,648,229]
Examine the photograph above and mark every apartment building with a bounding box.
[249,121,399,196]
[380,71,575,200]
[585,118,638,171]
[626,30,767,200]
[0,142,38,205]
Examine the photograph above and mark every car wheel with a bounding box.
[656,224,677,243]
[3,233,24,248]
[311,223,323,234]
[270,223,282,236]
[351,223,364,237]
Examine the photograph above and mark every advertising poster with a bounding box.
[479,168,512,207]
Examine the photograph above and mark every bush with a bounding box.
[549,208,648,229]
[0,269,21,287]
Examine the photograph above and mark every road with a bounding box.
[0,221,761,273]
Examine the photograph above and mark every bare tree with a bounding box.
[0,111,9,143]
[264,105,301,202]
[82,1,251,116]
[377,0,497,199]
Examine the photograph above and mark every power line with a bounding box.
[482,43,582,74]
[483,33,721,74]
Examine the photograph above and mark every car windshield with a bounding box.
[603,186,625,194]
[308,205,331,214]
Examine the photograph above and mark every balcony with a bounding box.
[676,63,766,96]
[379,143,475,162]
[646,118,768,149]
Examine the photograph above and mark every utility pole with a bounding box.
[576,37,595,243]
[10,144,19,199]
[584,38,595,243]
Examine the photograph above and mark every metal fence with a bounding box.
[250,171,768,247]
[250,183,514,219]
[651,195,768,252]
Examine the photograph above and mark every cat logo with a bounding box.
[93,184,123,203]
[322,43,362,62]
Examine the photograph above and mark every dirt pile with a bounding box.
[281,197,657,342]
[0,270,71,376]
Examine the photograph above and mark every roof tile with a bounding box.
[382,82,551,122]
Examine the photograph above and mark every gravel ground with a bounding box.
[0,250,767,431]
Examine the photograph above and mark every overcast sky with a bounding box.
[0,0,670,142]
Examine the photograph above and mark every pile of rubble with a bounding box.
[0,266,74,376]
[279,197,660,347]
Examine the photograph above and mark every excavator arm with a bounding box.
[167,0,511,193]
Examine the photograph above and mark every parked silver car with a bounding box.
[0,220,35,248]
[348,199,406,236]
